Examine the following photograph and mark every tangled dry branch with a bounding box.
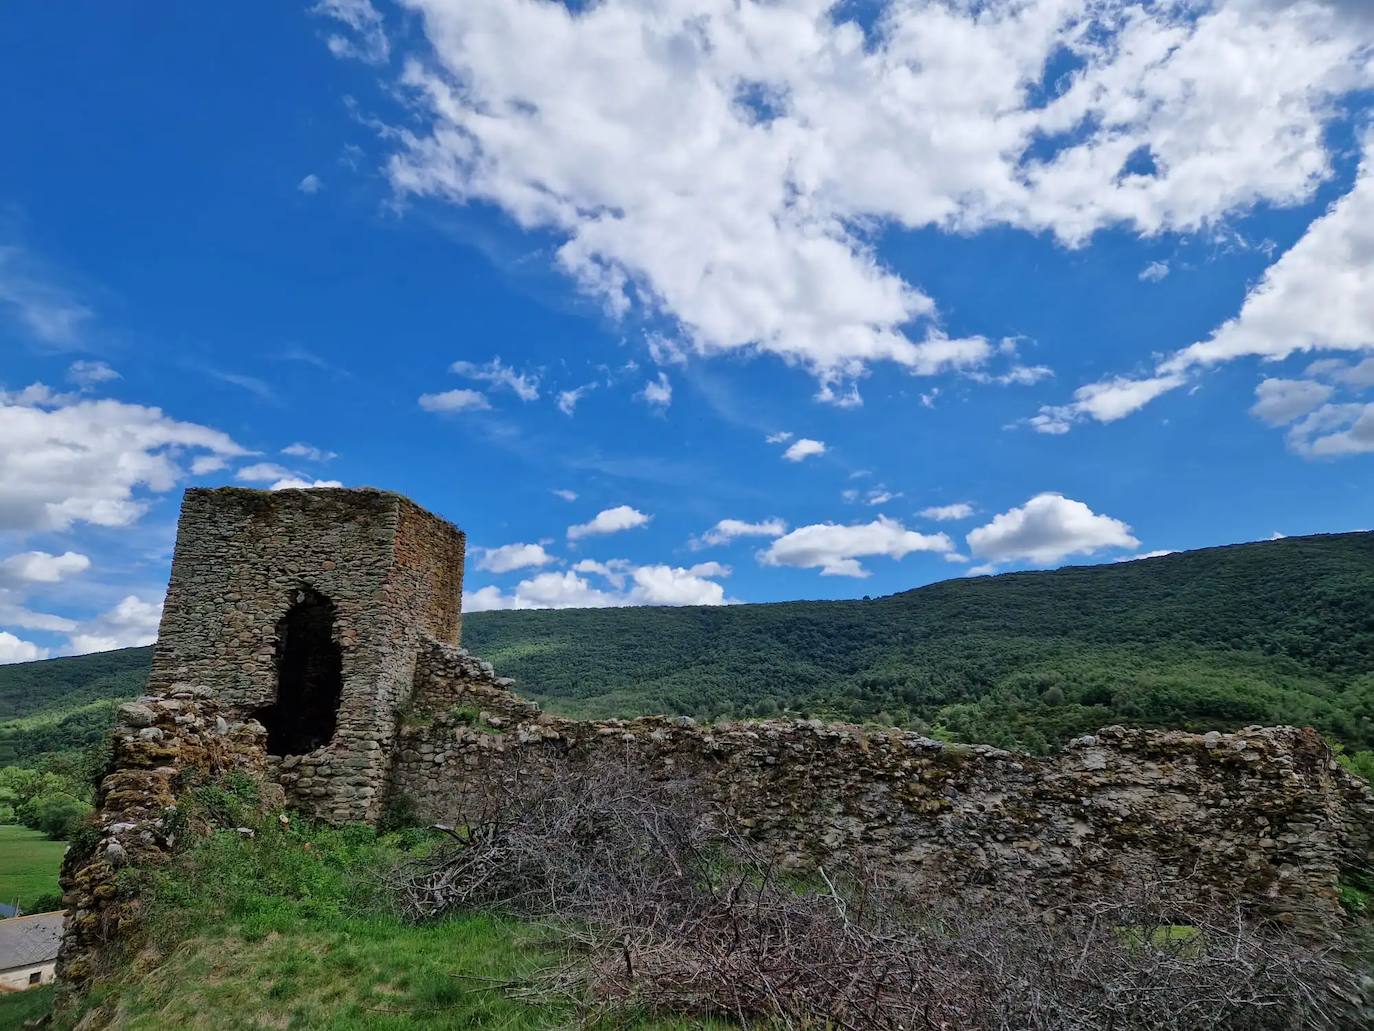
[389,762,1368,1030]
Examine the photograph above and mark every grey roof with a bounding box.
[0,912,64,970]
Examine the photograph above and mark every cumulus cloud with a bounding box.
[67,360,119,388]
[967,494,1139,566]
[1164,135,1374,373]
[691,517,787,549]
[465,559,730,610]
[0,630,47,664]
[920,503,975,522]
[66,595,164,654]
[765,431,793,445]
[270,478,344,491]
[297,173,323,194]
[782,438,826,463]
[638,372,672,409]
[567,505,651,541]
[0,387,247,533]
[0,551,90,585]
[1249,378,1334,426]
[551,488,578,501]
[282,442,338,462]
[1138,261,1170,283]
[418,388,491,413]
[367,0,1373,402]
[1287,402,1374,457]
[1046,129,1374,434]
[1031,374,1187,433]
[476,542,556,573]
[759,516,953,577]
[450,357,539,401]
[236,462,296,483]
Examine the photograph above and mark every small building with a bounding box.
[0,911,64,991]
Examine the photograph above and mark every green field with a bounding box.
[0,824,66,913]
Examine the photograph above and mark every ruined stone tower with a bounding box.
[147,487,464,823]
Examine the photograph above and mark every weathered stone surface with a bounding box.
[59,487,1374,994]
[146,487,464,823]
[392,637,1374,923]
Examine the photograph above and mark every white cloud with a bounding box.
[1287,402,1374,457]
[920,503,975,522]
[476,542,556,573]
[1138,261,1170,283]
[1031,374,1187,433]
[67,360,119,388]
[765,431,793,445]
[270,478,344,491]
[311,0,389,64]
[0,630,47,664]
[282,442,338,462]
[236,462,296,483]
[0,551,90,585]
[571,557,633,589]
[0,387,247,533]
[567,504,651,540]
[191,456,229,475]
[467,559,730,610]
[759,516,953,577]
[864,489,902,506]
[967,494,1139,566]
[66,595,164,654]
[1308,356,1374,390]
[638,372,672,408]
[1163,134,1374,373]
[551,488,578,501]
[418,388,491,413]
[1053,130,1374,433]
[373,0,1372,402]
[1249,378,1333,426]
[450,357,539,401]
[782,438,826,463]
[557,382,595,415]
[298,173,323,194]
[691,517,787,549]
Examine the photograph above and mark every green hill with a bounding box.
[3,531,1373,767]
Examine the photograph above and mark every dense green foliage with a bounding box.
[0,765,94,840]
[3,532,1373,765]
[464,532,1374,752]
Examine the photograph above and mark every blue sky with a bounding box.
[1,0,1372,660]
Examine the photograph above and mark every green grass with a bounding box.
[51,791,731,1031]
[0,984,55,1026]
[0,824,66,913]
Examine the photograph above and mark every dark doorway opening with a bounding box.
[256,589,343,756]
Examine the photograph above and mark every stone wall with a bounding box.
[147,487,463,823]
[58,687,274,986]
[393,638,1374,922]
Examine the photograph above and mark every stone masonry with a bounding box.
[147,486,463,824]
[60,486,1374,986]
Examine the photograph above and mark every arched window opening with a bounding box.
[256,589,343,756]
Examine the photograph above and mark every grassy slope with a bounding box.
[24,795,724,1031]
[3,531,1373,762]
[0,824,66,911]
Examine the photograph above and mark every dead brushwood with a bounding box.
[389,761,1368,1030]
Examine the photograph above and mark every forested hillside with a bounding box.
[2,531,1372,767]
